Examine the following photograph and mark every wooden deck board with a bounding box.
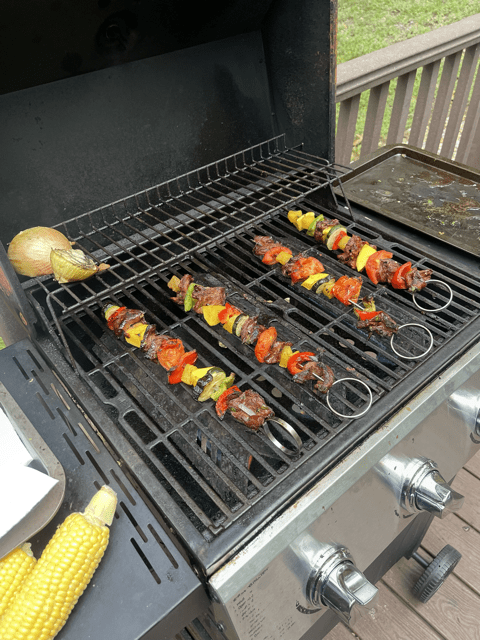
[325,449,480,640]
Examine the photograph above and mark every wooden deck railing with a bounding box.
[335,14,480,168]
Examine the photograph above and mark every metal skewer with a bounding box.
[349,299,434,359]
[412,279,453,312]
[236,402,303,456]
[295,358,373,419]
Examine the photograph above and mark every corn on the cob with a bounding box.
[0,543,36,617]
[0,485,117,640]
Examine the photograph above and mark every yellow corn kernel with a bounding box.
[0,543,36,617]
[124,322,148,348]
[0,486,117,640]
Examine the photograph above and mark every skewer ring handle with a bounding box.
[326,377,373,419]
[390,323,434,360]
[412,280,453,312]
[263,417,303,456]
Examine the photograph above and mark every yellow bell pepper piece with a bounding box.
[287,210,303,225]
[300,211,315,230]
[181,363,198,386]
[279,346,299,368]
[336,234,350,251]
[223,313,240,334]
[275,251,293,265]
[167,275,181,292]
[191,367,214,387]
[202,305,226,326]
[124,322,148,348]
[301,273,330,290]
[356,244,378,272]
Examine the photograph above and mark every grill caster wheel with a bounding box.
[411,545,462,603]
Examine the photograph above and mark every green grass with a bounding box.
[337,1,480,160]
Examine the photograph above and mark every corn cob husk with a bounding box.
[0,485,117,640]
[0,543,36,617]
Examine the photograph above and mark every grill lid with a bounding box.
[22,137,480,573]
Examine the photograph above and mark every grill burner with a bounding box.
[25,137,480,573]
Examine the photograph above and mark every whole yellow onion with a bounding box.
[7,227,73,277]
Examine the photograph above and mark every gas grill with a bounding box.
[1,1,480,639]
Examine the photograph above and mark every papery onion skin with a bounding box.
[50,248,110,284]
[7,226,73,277]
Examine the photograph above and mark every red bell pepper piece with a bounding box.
[215,385,242,418]
[331,275,362,305]
[218,302,242,325]
[168,350,198,384]
[262,245,292,265]
[391,262,412,289]
[332,230,347,251]
[157,338,185,370]
[356,310,379,321]
[365,250,393,285]
[254,327,277,363]
[288,256,325,284]
[287,351,316,375]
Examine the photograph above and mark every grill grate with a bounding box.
[24,138,480,571]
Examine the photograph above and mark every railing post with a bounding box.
[360,82,390,158]
[409,61,441,148]
[456,69,480,168]
[387,71,417,145]
[335,95,361,165]
[441,43,480,158]
[425,51,463,153]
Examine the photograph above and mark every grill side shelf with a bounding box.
[0,338,209,640]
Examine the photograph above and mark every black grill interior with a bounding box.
[24,137,480,571]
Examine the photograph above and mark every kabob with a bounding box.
[252,235,434,360]
[286,209,453,311]
[168,274,373,419]
[102,301,302,456]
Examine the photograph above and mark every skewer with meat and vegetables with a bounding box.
[103,302,302,456]
[168,274,373,419]
[285,209,453,312]
[252,235,434,359]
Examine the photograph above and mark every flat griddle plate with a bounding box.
[336,144,480,257]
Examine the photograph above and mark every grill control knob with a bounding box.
[402,458,464,518]
[304,543,378,626]
[448,388,480,437]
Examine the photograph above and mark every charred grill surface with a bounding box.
[23,138,480,572]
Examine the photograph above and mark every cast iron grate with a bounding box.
[23,138,480,570]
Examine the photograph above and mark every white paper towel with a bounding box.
[0,405,34,468]
[0,407,59,541]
